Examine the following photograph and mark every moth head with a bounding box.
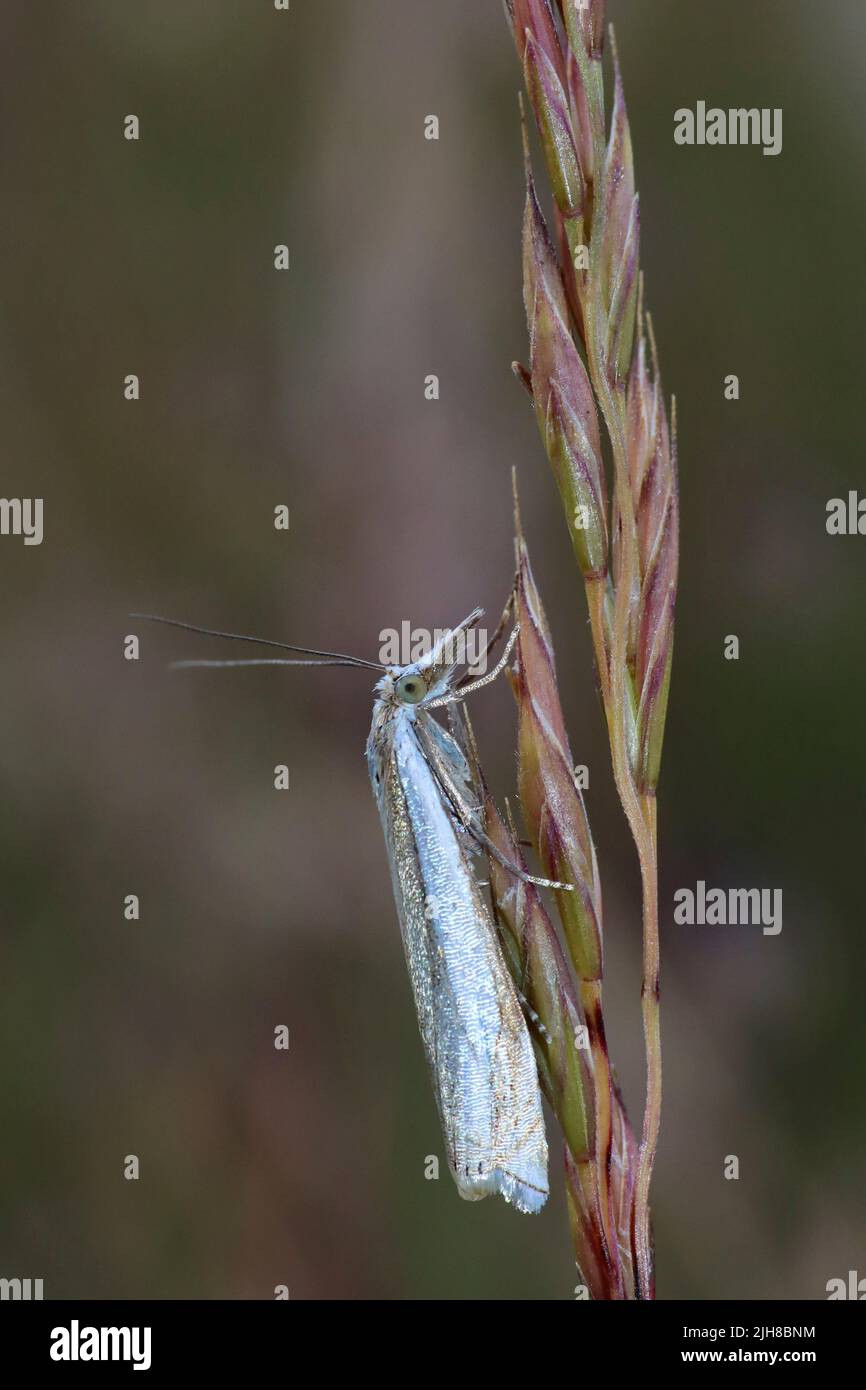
[401,608,485,699]
[378,609,485,708]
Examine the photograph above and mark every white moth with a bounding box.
[366,610,552,1212]
[135,605,566,1213]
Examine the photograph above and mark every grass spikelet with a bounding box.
[504,0,679,1299]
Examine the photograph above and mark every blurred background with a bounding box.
[0,0,863,1299]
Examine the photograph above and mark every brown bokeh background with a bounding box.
[0,1,863,1299]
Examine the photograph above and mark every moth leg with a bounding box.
[425,625,519,710]
[513,984,552,1044]
[455,806,573,893]
[421,711,474,798]
[416,713,573,893]
[455,577,518,690]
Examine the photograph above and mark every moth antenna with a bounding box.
[170,658,374,671]
[130,613,386,672]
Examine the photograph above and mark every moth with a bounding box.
[136,604,569,1213]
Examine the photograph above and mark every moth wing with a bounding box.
[369,711,548,1213]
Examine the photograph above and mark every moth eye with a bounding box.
[396,674,426,704]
